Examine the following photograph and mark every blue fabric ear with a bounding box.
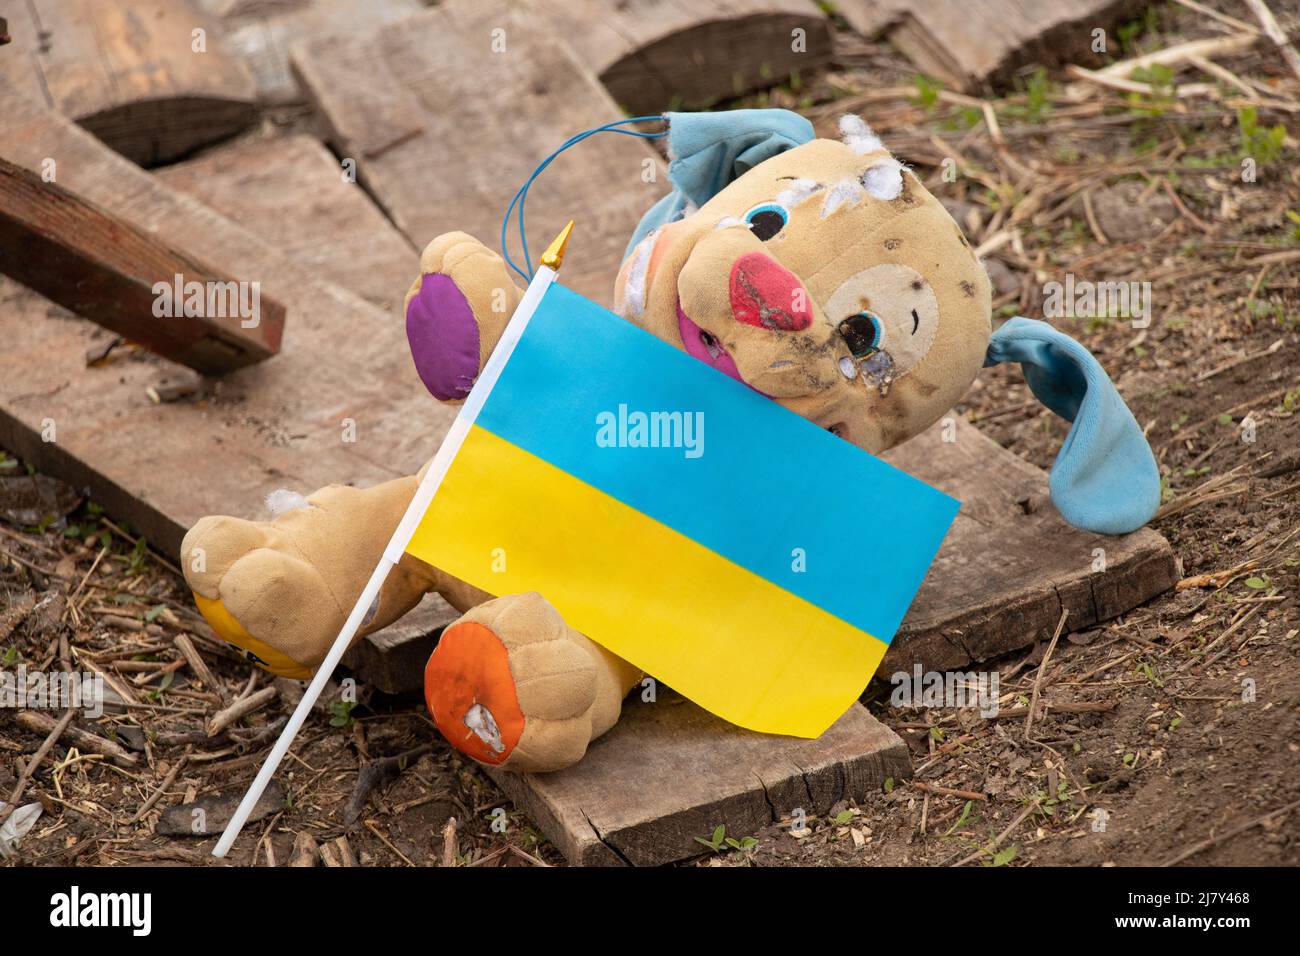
[624,109,815,259]
[985,317,1160,535]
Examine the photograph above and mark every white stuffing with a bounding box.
[838,114,884,155]
[618,230,656,318]
[464,703,505,753]
[775,177,823,208]
[820,176,864,218]
[265,489,311,516]
[714,215,745,230]
[861,160,904,200]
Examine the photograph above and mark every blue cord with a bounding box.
[500,116,667,283]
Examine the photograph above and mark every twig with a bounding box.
[441,816,458,867]
[1173,0,1263,36]
[912,781,987,802]
[992,700,1116,720]
[364,820,415,866]
[1025,608,1069,737]
[207,685,277,737]
[950,799,1040,867]
[1091,34,1260,80]
[1244,0,1300,82]
[129,752,189,824]
[0,706,77,826]
[507,844,551,867]
[1177,604,1264,672]
[1081,189,1108,244]
[13,710,137,767]
[1161,798,1300,866]
[1196,338,1284,382]
[174,633,222,697]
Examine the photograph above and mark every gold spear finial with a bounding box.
[539,220,575,271]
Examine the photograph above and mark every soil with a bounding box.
[2,0,1297,867]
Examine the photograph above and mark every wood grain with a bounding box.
[880,416,1179,671]
[155,133,419,312]
[534,0,833,114]
[0,157,283,373]
[290,0,669,303]
[194,0,425,104]
[0,86,451,559]
[0,0,258,165]
[486,693,909,865]
[842,0,1146,91]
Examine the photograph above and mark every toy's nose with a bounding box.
[729,252,813,331]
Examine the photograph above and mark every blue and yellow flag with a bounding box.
[406,283,957,738]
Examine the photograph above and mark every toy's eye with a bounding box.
[837,311,882,360]
[743,202,789,241]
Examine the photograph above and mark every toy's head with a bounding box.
[615,112,990,454]
[615,111,1160,535]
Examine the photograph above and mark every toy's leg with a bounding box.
[424,593,643,773]
[181,473,480,679]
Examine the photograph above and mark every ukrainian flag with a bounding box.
[405,281,957,739]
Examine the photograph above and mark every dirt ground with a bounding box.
[2,0,1298,867]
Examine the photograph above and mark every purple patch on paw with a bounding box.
[406,274,481,401]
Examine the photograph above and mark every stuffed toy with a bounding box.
[181,110,1159,773]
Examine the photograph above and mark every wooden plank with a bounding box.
[290,0,669,304]
[194,0,425,104]
[0,157,284,373]
[486,694,909,866]
[832,0,912,38]
[0,86,452,560]
[155,133,419,312]
[0,0,258,165]
[342,594,458,693]
[880,416,1179,671]
[845,0,1147,91]
[533,0,833,114]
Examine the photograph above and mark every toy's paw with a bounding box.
[181,516,342,680]
[405,232,524,404]
[424,593,599,773]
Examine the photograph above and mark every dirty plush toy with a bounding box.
[182,110,1158,773]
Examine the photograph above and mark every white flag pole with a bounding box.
[211,221,575,859]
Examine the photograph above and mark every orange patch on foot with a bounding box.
[424,621,524,765]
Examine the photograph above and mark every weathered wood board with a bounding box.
[487,692,909,866]
[0,87,450,560]
[290,0,669,303]
[0,0,258,165]
[193,0,426,104]
[881,417,1179,672]
[0,156,284,373]
[832,0,912,39]
[156,133,419,312]
[532,0,833,114]
[342,593,458,690]
[840,0,1147,91]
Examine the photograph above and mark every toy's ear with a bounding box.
[625,109,814,259]
[985,317,1160,535]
